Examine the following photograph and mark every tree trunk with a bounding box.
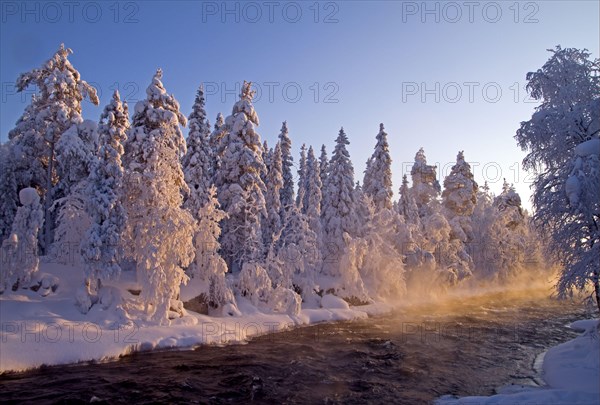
[594,271,600,314]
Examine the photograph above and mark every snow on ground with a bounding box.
[2,261,598,405]
[0,262,391,373]
[436,318,600,405]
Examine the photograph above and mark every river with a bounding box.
[0,289,591,404]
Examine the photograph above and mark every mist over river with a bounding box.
[0,290,592,404]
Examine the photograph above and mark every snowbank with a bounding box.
[0,262,391,373]
[436,319,600,405]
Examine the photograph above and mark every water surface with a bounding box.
[0,291,590,404]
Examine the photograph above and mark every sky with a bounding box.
[1,0,599,209]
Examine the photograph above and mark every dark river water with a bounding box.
[0,290,593,404]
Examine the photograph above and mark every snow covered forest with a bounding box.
[0,44,598,326]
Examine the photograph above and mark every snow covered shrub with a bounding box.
[359,209,406,301]
[239,262,272,307]
[51,192,92,265]
[422,211,471,288]
[0,188,44,292]
[269,286,302,316]
[237,262,301,315]
[332,233,370,304]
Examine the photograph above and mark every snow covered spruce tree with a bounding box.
[491,180,529,279]
[182,84,213,214]
[0,145,18,244]
[261,141,272,185]
[442,150,478,242]
[362,158,373,199]
[469,181,496,278]
[209,112,226,178]
[305,146,323,244]
[296,143,308,212]
[215,81,268,272]
[51,118,98,264]
[278,204,319,299]
[442,151,478,218]
[471,180,541,282]
[321,127,357,275]
[397,174,420,226]
[278,121,295,211]
[8,44,99,251]
[514,46,600,310]
[363,123,393,210]
[122,69,196,324]
[410,147,441,218]
[1,101,40,244]
[263,142,284,248]
[353,181,372,238]
[319,144,329,188]
[439,150,478,282]
[189,186,236,314]
[0,188,44,293]
[79,91,129,312]
[394,174,427,270]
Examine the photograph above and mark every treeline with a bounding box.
[0,45,546,324]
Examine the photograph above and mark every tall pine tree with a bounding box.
[278,121,295,210]
[263,142,284,248]
[321,128,357,274]
[305,145,323,246]
[319,144,329,188]
[9,44,99,250]
[182,84,213,216]
[122,69,196,324]
[296,143,308,212]
[363,123,393,210]
[81,90,129,301]
[216,81,268,271]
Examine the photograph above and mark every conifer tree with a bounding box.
[305,146,323,244]
[9,44,99,250]
[122,69,196,324]
[81,90,129,299]
[321,128,357,274]
[263,142,284,248]
[363,123,393,210]
[319,144,329,188]
[296,143,308,212]
[216,81,268,271]
[410,147,441,217]
[182,85,213,215]
[278,121,295,210]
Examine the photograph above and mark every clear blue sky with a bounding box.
[1,1,598,208]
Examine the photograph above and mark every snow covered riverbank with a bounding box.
[0,262,392,373]
[436,319,600,405]
[2,260,597,405]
